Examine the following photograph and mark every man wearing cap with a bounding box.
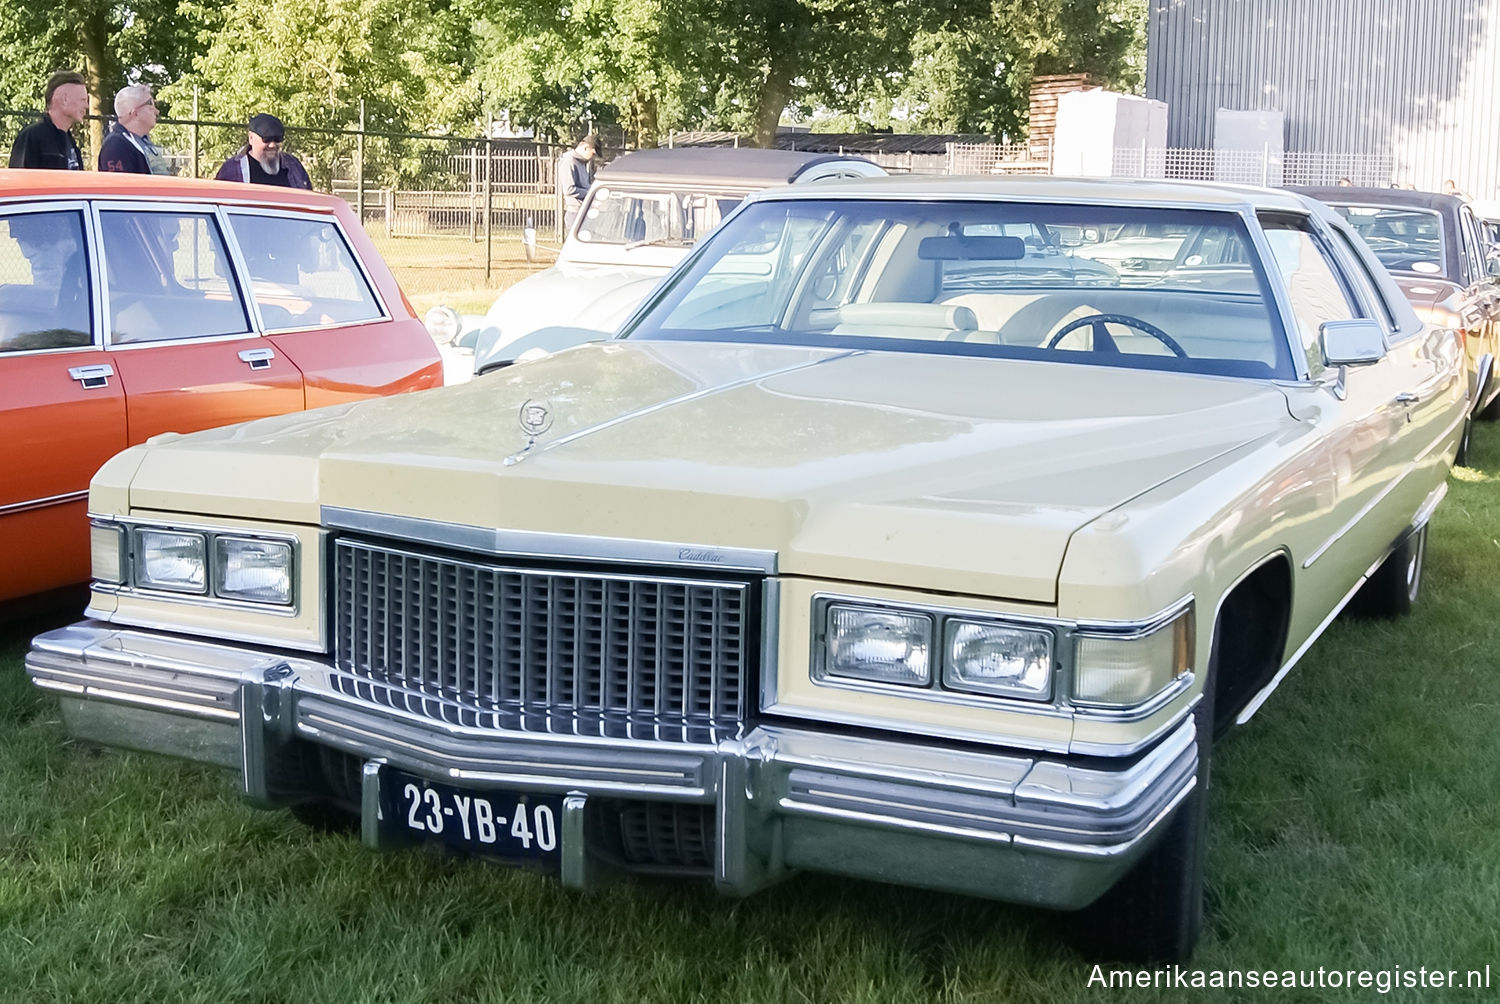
[99,84,173,174]
[8,70,88,170]
[214,113,311,189]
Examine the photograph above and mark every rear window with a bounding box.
[1327,204,1447,277]
[227,213,384,330]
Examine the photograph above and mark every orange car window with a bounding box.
[100,210,250,344]
[0,209,92,353]
[227,214,382,330]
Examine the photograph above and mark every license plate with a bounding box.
[378,769,562,864]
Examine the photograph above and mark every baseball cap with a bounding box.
[247,113,285,141]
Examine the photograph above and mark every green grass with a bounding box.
[5,428,1500,1002]
[369,233,558,317]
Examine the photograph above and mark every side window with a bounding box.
[0,209,92,353]
[1330,229,1398,333]
[1260,214,1362,378]
[101,210,250,344]
[1458,209,1485,287]
[227,213,384,330]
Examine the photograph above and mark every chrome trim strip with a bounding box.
[1073,594,1195,638]
[1411,481,1448,531]
[321,506,778,574]
[0,490,88,517]
[1237,573,1368,725]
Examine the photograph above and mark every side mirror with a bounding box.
[1487,254,1500,279]
[1321,318,1387,366]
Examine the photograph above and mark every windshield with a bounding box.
[575,187,747,248]
[626,199,1293,380]
[1326,204,1447,277]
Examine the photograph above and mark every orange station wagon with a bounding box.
[0,172,443,603]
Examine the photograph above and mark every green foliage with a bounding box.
[471,0,1146,146]
[160,0,484,185]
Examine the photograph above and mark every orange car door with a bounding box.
[224,209,440,408]
[0,206,124,601]
[96,206,305,444]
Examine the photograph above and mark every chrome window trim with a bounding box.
[0,489,89,516]
[90,513,302,615]
[321,506,778,574]
[222,206,391,326]
[89,200,256,347]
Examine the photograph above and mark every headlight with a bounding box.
[90,522,125,584]
[825,605,932,685]
[214,537,293,605]
[136,529,207,594]
[1073,607,1193,707]
[944,620,1052,699]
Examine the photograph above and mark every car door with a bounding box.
[0,204,125,602]
[1260,214,1432,577]
[1456,205,1500,410]
[223,208,439,408]
[96,203,305,443]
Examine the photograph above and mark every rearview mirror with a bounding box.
[1321,319,1387,366]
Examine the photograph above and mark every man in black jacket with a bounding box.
[8,70,88,170]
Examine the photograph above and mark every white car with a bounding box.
[454,147,885,378]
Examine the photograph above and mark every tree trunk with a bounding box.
[79,6,113,162]
[751,54,795,148]
[631,91,659,149]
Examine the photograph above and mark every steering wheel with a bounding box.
[1044,313,1187,357]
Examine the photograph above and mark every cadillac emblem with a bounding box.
[518,399,554,437]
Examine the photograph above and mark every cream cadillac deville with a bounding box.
[27,177,1465,962]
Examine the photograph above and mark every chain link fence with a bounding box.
[1,109,578,309]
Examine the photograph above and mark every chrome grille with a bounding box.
[334,538,753,725]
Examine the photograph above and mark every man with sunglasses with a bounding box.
[214,113,310,189]
[99,84,173,174]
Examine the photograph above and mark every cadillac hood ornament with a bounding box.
[505,398,555,465]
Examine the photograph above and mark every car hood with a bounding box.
[473,263,670,368]
[123,342,1296,603]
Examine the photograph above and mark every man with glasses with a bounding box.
[99,84,173,174]
[7,70,87,170]
[214,113,310,189]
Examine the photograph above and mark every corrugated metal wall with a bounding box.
[1146,0,1500,198]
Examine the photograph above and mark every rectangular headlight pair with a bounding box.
[91,521,295,606]
[824,603,1053,701]
[820,598,1193,709]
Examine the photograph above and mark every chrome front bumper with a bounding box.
[27,622,1199,911]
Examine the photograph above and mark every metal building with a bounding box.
[1146,0,1500,198]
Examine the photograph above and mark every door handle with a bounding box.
[238,347,275,370]
[67,364,115,389]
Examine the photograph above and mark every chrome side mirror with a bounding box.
[1321,318,1387,366]
[1487,253,1500,279]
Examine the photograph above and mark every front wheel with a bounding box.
[1067,653,1214,963]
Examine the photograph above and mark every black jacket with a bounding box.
[8,116,82,170]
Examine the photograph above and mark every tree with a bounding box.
[0,1,223,155]
[163,0,482,182]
